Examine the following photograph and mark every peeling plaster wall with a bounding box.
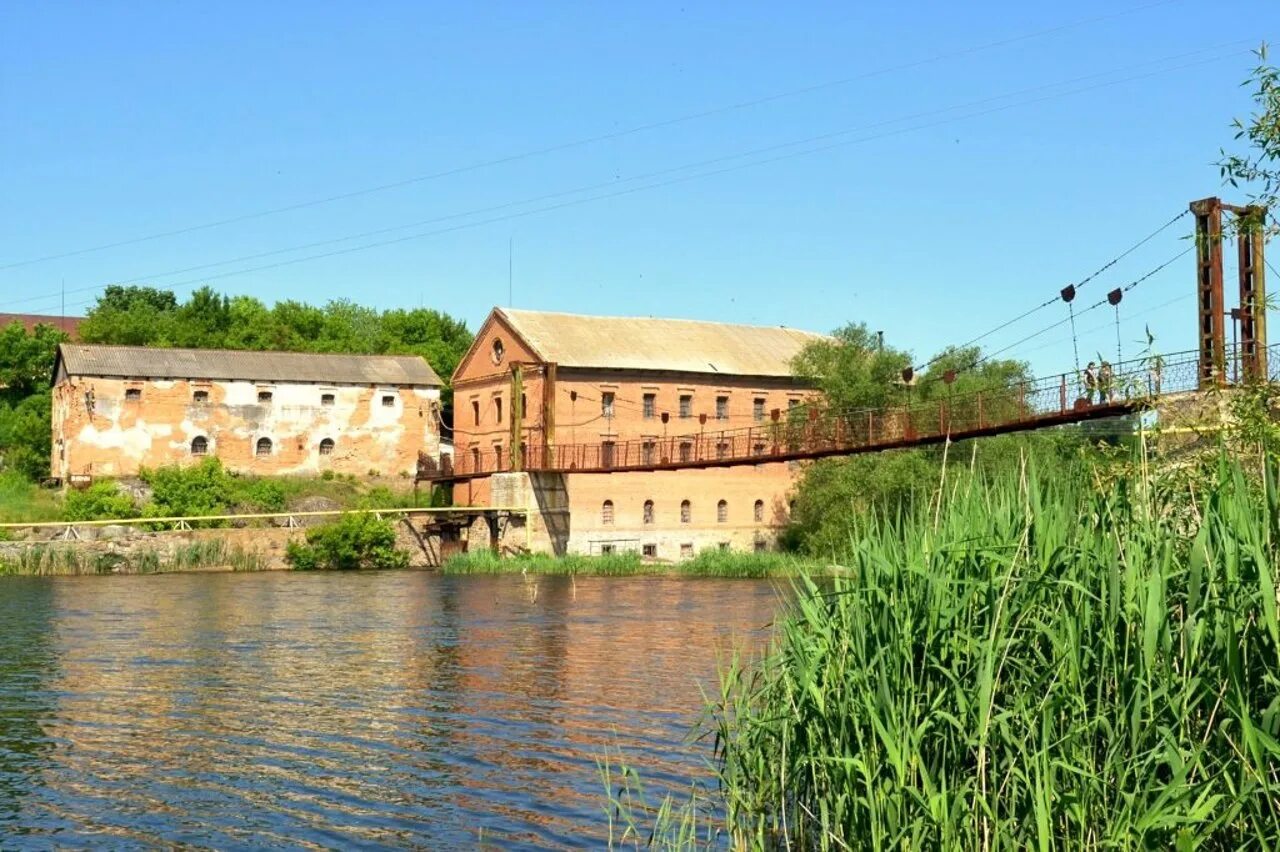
[53,376,440,479]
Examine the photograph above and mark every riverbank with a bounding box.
[0,527,284,575]
[440,550,835,578]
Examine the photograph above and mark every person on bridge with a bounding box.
[1099,361,1115,403]
[1082,362,1098,405]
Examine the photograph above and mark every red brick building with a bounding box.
[449,308,826,557]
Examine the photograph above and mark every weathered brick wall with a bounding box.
[53,376,440,479]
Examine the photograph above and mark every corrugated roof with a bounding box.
[57,344,441,386]
[497,308,828,377]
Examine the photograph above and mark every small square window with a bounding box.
[258,390,273,403]
[716,396,728,420]
[679,395,692,418]
[124,388,141,402]
[642,544,657,558]
[382,395,396,407]
[788,398,800,410]
[193,389,209,403]
[643,393,656,418]
[680,543,693,558]
[321,393,335,407]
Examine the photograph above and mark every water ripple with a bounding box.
[0,573,782,848]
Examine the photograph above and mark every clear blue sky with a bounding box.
[0,1,1271,377]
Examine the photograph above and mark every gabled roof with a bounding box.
[494,308,827,378]
[55,344,441,386]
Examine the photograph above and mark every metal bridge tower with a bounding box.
[1191,197,1268,388]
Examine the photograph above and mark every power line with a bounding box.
[964,246,1194,370]
[12,43,1251,315]
[911,207,1190,373]
[0,0,1184,272]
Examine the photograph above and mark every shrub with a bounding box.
[62,482,138,521]
[285,513,407,570]
[141,457,234,520]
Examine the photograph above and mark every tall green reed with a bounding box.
[611,453,1280,849]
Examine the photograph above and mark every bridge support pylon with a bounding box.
[1191,197,1269,388]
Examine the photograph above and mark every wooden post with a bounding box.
[509,363,524,471]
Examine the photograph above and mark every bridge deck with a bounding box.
[419,346,1244,484]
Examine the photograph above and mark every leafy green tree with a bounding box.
[1219,44,1280,215]
[63,482,138,521]
[0,322,65,479]
[791,322,910,413]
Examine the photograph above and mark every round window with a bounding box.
[491,338,505,365]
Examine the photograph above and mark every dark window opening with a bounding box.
[679,442,692,462]
[643,544,657,558]
[754,537,768,553]
[258,390,273,403]
[602,392,615,417]
[680,543,693,558]
[319,438,335,456]
[193,389,209,404]
[643,393,656,418]
[191,436,208,455]
[680,500,691,524]
[521,393,527,420]
[602,441,616,468]
[495,397,503,425]
[642,442,656,465]
[125,388,141,401]
[717,500,728,523]
[256,437,272,456]
[472,400,480,426]
[753,398,765,421]
[716,396,729,420]
[754,499,765,522]
[719,542,730,552]
[679,395,692,418]
[716,442,729,459]
[602,500,614,524]
[321,393,335,407]
[600,544,616,556]
[643,500,654,525]
[382,394,396,407]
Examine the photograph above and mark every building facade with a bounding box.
[51,345,442,481]
[449,308,826,558]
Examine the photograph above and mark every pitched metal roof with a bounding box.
[496,308,828,377]
[56,344,442,386]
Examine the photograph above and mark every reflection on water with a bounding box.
[0,572,783,848]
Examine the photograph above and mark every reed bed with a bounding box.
[609,454,1280,849]
[0,538,267,575]
[441,550,825,578]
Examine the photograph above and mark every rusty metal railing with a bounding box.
[421,344,1268,482]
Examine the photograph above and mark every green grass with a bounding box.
[0,471,62,524]
[441,549,828,578]
[608,452,1280,849]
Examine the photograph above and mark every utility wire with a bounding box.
[15,44,1250,316]
[0,0,1183,271]
[6,42,1236,312]
[964,246,1194,370]
[910,207,1190,373]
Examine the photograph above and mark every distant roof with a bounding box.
[56,344,441,386]
[496,308,828,377]
[1,313,82,338]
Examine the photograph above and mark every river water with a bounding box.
[0,572,785,849]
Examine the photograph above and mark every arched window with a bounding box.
[256,437,272,457]
[602,500,614,525]
[643,500,654,525]
[319,438,335,456]
[717,500,728,523]
[754,499,765,522]
[680,500,691,524]
[470,447,481,470]
[190,436,208,456]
